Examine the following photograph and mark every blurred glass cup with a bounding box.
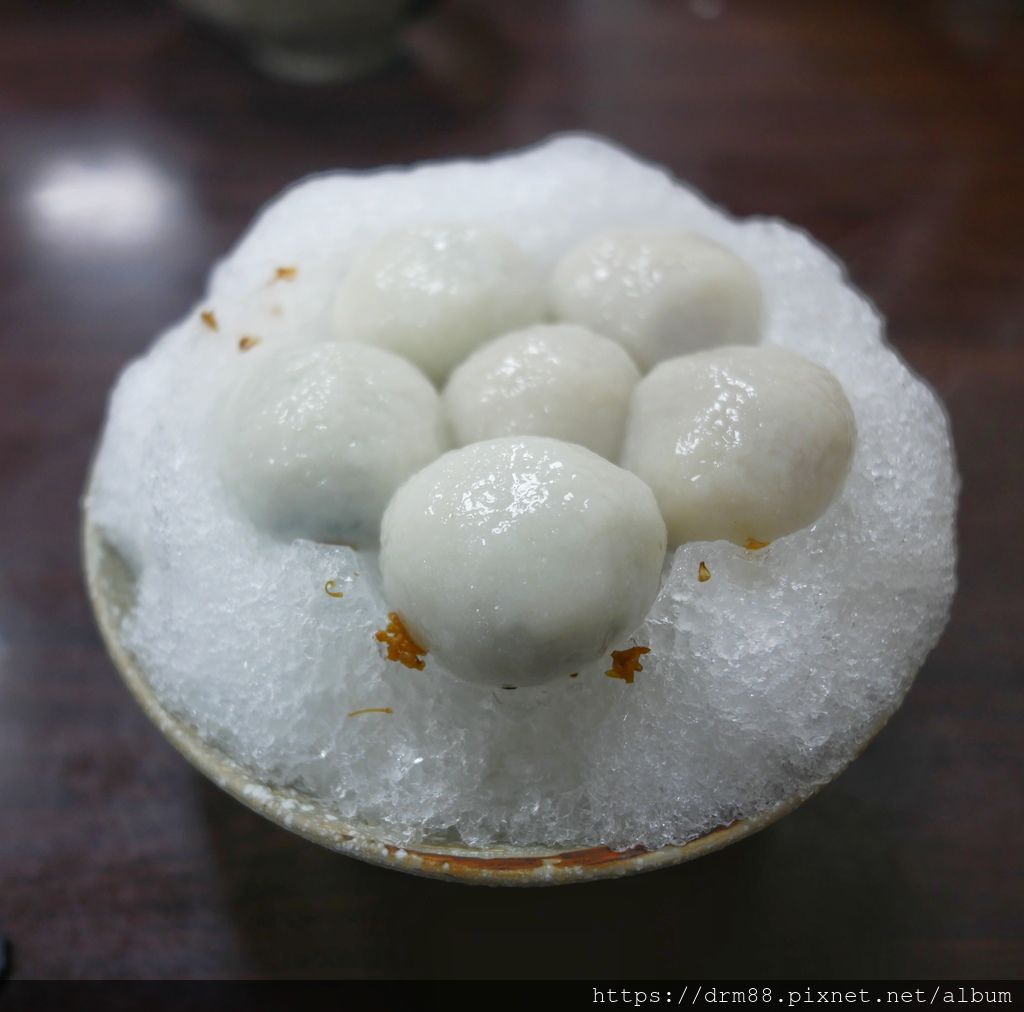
[175,0,435,83]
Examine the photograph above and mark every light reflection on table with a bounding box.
[26,150,187,251]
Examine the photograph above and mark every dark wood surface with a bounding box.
[1,0,1021,981]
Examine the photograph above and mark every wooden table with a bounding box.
[1,0,1021,980]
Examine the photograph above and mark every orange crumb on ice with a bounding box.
[606,645,651,684]
[238,335,262,351]
[347,707,393,718]
[272,266,297,283]
[200,309,218,331]
[375,612,427,670]
[745,537,770,551]
[324,579,344,599]
[698,561,711,582]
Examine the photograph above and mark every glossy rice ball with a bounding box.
[219,343,447,547]
[330,224,546,384]
[550,229,763,371]
[622,345,856,548]
[380,436,667,688]
[442,323,640,460]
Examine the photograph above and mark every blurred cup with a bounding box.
[175,0,437,83]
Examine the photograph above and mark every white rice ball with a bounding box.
[622,345,856,547]
[380,436,667,688]
[550,229,763,371]
[219,342,447,547]
[442,323,640,459]
[330,224,546,383]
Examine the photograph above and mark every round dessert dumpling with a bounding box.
[442,323,641,460]
[622,345,856,548]
[550,230,763,371]
[219,343,447,547]
[330,224,546,384]
[380,437,667,688]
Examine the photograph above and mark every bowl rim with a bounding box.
[81,499,847,887]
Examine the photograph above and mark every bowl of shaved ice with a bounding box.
[83,136,957,885]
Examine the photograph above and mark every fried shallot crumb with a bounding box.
[698,561,711,582]
[347,707,393,718]
[238,335,262,351]
[200,309,218,331]
[272,266,297,283]
[745,537,770,550]
[606,645,651,684]
[375,612,427,670]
